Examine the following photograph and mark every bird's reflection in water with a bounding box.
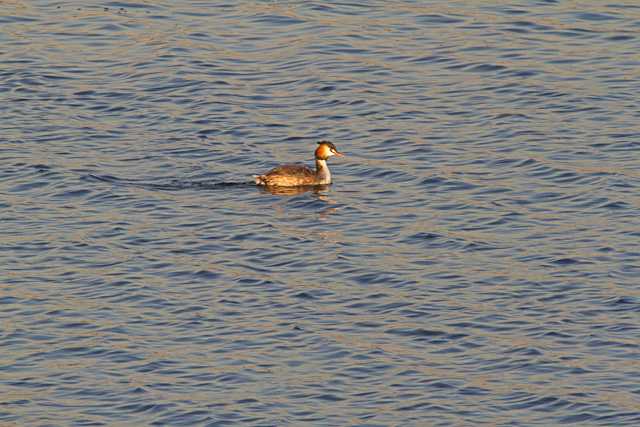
[258,184,330,197]
[259,184,339,219]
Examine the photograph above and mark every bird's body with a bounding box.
[255,141,343,187]
[255,163,326,186]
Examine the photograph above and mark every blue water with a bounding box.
[2,1,639,426]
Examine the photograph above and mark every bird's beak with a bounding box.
[334,150,344,157]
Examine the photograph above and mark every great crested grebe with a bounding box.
[254,141,344,187]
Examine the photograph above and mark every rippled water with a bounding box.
[2,1,640,425]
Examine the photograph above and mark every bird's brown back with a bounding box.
[260,164,317,186]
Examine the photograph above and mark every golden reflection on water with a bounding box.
[258,184,330,196]
[3,0,640,425]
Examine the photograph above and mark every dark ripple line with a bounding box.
[83,174,254,191]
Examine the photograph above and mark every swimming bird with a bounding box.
[254,141,344,187]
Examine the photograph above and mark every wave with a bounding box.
[83,173,254,191]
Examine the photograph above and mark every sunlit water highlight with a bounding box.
[2,1,639,426]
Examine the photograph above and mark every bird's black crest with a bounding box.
[317,140,337,150]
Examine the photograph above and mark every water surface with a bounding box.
[2,1,639,426]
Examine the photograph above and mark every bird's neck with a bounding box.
[315,158,331,184]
